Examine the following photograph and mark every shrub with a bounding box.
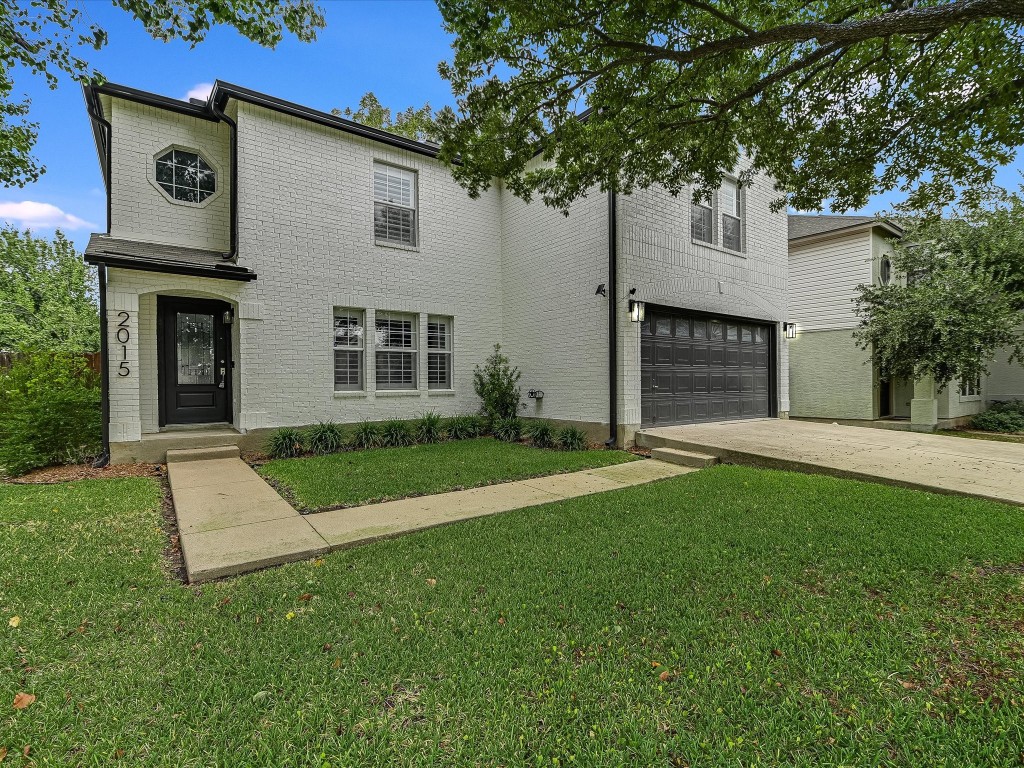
[492,416,522,443]
[473,344,522,428]
[556,426,589,451]
[524,420,555,448]
[380,419,414,447]
[446,414,484,440]
[971,400,1024,433]
[350,421,382,450]
[0,351,101,476]
[414,411,445,443]
[266,427,305,459]
[305,421,346,455]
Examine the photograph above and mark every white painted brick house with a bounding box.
[83,81,791,463]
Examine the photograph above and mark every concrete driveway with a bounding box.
[638,419,1024,506]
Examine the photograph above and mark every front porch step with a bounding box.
[650,447,719,469]
[166,445,241,463]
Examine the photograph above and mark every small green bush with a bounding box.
[556,426,589,451]
[473,344,523,428]
[414,411,445,443]
[380,419,415,447]
[0,351,101,476]
[524,420,555,448]
[350,421,382,450]
[971,400,1024,433]
[492,416,522,443]
[446,414,484,440]
[305,421,346,455]
[266,427,305,459]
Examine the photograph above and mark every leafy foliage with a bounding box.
[349,421,382,450]
[971,400,1024,434]
[0,351,100,475]
[473,344,522,427]
[414,411,445,443]
[436,0,1024,212]
[305,421,346,455]
[491,416,522,443]
[266,427,305,459]
[379,419,414,448]
[0,0,325,185]
[555,425,588,451]
[331,92,444,143]
[0,228,98,352]
[445,414,484,440]
[523,419,555,448]
[854,195,1024,387]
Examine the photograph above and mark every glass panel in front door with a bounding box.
[176,312,215,385]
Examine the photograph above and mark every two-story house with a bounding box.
[82,81,791,463]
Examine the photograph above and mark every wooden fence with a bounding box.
[0,351,102,374]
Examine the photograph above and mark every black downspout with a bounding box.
[87,96,112,467]
[209,99,238,260]
[605,190,618,447]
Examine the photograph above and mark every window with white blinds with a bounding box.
[691,202,713,243]
[720,179,742,251]
[375,311,418,390]
[427,316,453,389]
[373,163,417,246]
[333,309,364,391]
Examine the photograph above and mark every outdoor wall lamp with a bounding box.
[222,308,234,325]
[783,322,796,339]
[628,300,645,323]
[595,283,607,297]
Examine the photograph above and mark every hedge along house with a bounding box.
[83,81,791,464]
[787,214,1024,431]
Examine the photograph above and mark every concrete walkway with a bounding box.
[639,419,1024,506]
[170,453,691,582]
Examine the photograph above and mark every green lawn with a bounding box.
[258,437,638,510]
[4,467,1024,766]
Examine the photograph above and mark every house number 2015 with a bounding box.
[116,312,131,377]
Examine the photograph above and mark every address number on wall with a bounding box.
[116,311,131,377]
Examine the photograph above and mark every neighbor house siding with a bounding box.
[788,231,872,331]
[108,98,231,252]
[788,329,874,420]
[986,336,1024,402]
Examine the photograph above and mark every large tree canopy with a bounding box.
[435,0,1024,211]
[854,196,1024,388]
[332,92,443,143]
[0,0,325,187]
[0,228,99,353]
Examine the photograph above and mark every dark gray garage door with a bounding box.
[641,307,774,427]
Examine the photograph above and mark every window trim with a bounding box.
[690,197,714,245]
[374,310,419,391]
[148,144,223,209]
[372,161,419,248]
[426,315,454,391]
[333,308,365,392]
[958,376,982,401]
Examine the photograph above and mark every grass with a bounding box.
[4,467,1024,766]
[258,437,637,510]
[937,428,1024,444]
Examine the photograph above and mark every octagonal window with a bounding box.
[155,148,215,203]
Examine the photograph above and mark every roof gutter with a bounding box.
[605,189,618,447]
[208,97,238,261]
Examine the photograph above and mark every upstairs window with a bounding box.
[959,376,981,399]
[375,311,418,390]
[691,198,713,244]
[156,148,215,203]
[333,310,365,391]
[720,179,742,251]
[427,316,453,389]
[373,163,417,246]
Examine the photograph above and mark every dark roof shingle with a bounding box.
[84,235,256,281]
[788,214,899,241]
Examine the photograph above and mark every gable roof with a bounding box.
[788,214,902,242]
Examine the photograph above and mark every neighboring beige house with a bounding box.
[787,214,1024,430]
[82,80,791,463]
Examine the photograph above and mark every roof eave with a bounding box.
[84,252,257,282]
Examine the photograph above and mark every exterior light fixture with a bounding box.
[628,299,645,323]
[222,308,234,325]
[595,283,607,297]
[783,322,796,339]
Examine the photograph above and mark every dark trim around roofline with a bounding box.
[84,253,258,282]
[92,81,220,122]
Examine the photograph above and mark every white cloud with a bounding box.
[184,82,214,102]
[0,201,96,230]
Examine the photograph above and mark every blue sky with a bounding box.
[0,0,1021,250]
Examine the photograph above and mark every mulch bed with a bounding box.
[8,462,165,484]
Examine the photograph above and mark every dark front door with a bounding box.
[158,297,232,426]
[640,307,775,427]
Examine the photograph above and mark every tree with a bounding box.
[854,195,1024,388]
[0,228,100,353]
[0,0,326,187]
[332,92,442,143]
[435,0,1024,212]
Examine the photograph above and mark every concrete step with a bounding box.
[166,445,241,464]
[650,447,719,469]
